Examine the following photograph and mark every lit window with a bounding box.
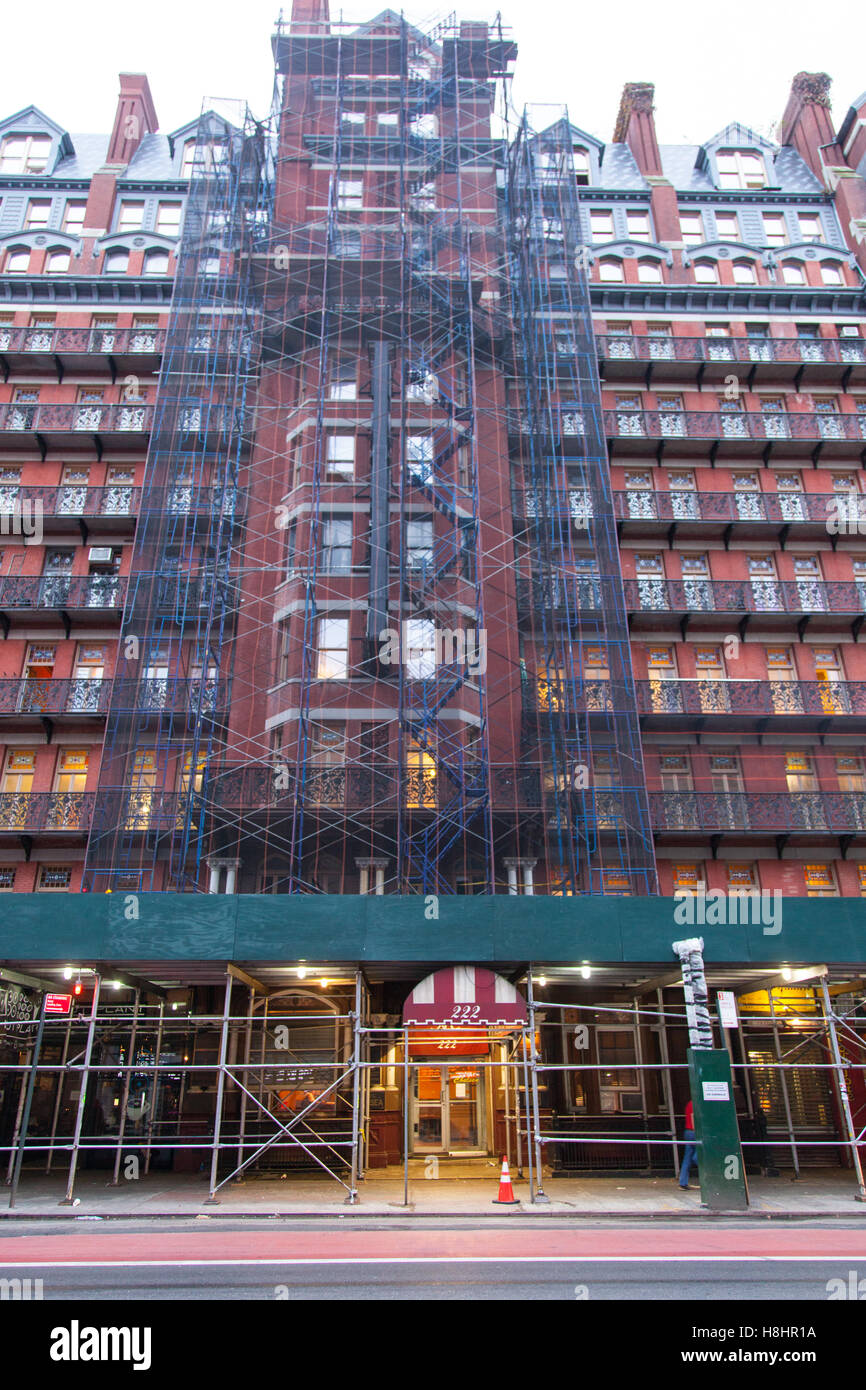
[117,201,145,232]
[798,213,823,242]
[626,209,651,239]
[602,870,631,896]
[24,200,51,229]
[693,260,718,284]
[804,863,837,897]
[598,258,623,282]
[143,250,170,275]
[732,260,756,284]
[0,134,51,174]
[762,213,787,246]
[716,150,766,189]
[5,248,31,274]
[589,209,614,242]
[155,202,183,236]
[714,211,740,241]
[821,262,844,286]
[782,261,805,286]
[337,179,363,210]
[316,617,350,680]
[637,260,662,284]
[62,201,87,233]
[45,250,70,275]
[679,212,704,245]
[103,248,130,274]
[326,434,355,479]
[727,863,757,895]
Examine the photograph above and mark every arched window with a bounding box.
[732,260,756,285]
[637,260,662,284]
[598,258,623,283]
[782,261,805,286]
[821,262,843,287]
[4,248,30,274]
[103,248,130,274]
[143,250,170,276]
[693,260,718,284]
[45,250,70,275]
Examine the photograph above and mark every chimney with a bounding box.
[106,74,158,167]
[613,82,662,177]
[291,0,329,33]
[778,72,841,180]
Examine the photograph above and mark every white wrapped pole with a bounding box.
[672,936,714,1050]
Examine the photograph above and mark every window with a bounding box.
[37,866,72,892]
[321,517,352,573]
[180,140,198,177]
[626,209,651,239]
[637,260,662,284]
[62,201,86,234]
[5,248,30,275]
[54,749,89,794]
[143,250,170,275]
[155,202,183,236]
[762,213,787,246]
[405,619,437,681]
[406,518,433,568]
[804,864,837,898]
[117,201,145,232]
[782,261,805,286]
[589,209,614,242]
[598,258,623,283]
[821,262,844,286]
[714,211,740,240]
[103,248,129,274]
[342,111,366,130]
[405,737,436,805]
[316,617,350,680]
[727,864,757,895]
[0,869,15,891]
[732,260,756,284]
[693,260,718,284]
[328,358,356,401]
[45,250,70,275]
[716,150,766,189]
[0,134,52,173]
[673,864,706,896]
[377,112,399,133]
[24,200,51,229]
[798,213,823,243]
[337,179,363,210]
[572,147,590,185]
[2,750,36,796]
[326,434,355,479]
[679,211,704,245]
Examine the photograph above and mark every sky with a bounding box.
[4,0,864,146]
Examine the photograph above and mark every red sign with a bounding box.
[408,1029,490,1057]
[43,993,73,1016]
[404,966,527,1027]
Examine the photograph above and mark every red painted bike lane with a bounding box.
[3,1227,866,1265]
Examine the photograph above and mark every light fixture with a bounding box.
[320,978,330,989]
[782,967,792,981]
[296,965,308,980]
[62,967,74,981]
[580,964,592,980]
[537,975,547,987]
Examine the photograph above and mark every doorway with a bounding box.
[411,1063,486,1154]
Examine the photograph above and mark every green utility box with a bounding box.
[687,1048,749,1211]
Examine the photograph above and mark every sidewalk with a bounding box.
[2,1165,865,1219]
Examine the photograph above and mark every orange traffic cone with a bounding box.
[492,1155,519,1205]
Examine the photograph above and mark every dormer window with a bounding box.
[716,150,766,189]
[572,147,590,185]
[0,133,52,174]
[180,140,197,177]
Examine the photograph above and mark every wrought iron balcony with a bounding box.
[623,577,863,618]
[614,489,848,529]
[597,333,866,385]
[0,792,94,833]
[0,403,152,438]
[0,576,127,612]
[606,408,866,454]
[650,790,866,834]
[0,484,140,521]
[515,573,605,616]
[636,678,866,726]
[0,677,221,717]
[0,326,165,359]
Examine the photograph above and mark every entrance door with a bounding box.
[412,1064,485,1154]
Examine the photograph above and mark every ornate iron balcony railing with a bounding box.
[650,790,866,833]
[624,577,863,616]
[0,791,94,832]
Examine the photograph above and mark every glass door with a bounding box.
[411,1063,485,1154]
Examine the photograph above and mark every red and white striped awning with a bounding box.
[403,967,526,1027]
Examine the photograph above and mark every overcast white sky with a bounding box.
[5,0,864,147]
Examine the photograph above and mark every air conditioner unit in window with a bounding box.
[88,547,113,563]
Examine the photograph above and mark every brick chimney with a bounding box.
[106,74,158,167]
[291,0,329,32]
[613,82,662,176]
[778,72,841,181]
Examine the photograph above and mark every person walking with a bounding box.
[679,1099,699,1189]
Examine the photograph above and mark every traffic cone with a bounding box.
[492,1155,519,1205]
